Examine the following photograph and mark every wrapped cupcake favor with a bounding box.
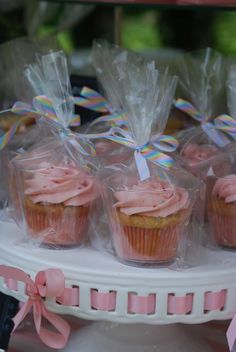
[175,48,230,180]
[99,54,200,267]
[9,51,98,247]
[12,141,97,247]
[84,40,133,166]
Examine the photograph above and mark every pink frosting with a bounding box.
[182,143,218,166]
[114,180,190,218]
[24,162,97,206]
[213,174,236,203]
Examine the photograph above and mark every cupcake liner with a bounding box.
[24,198,89,247]
[113,223,184,264]
[209,203,236,248]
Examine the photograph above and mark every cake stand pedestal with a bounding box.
[0,219,234,351]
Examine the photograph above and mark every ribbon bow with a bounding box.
[0,265,70,349]
[105,127,178,181]
[174,99,230,147]
[214,114,236,140]
[0,95,96,157]
[74,86,127,127]
[13,95,80,127]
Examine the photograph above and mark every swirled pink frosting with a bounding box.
[213,174,236,203]
[24,162,97,206]
[182,143,218,166]
[114,180,190,217]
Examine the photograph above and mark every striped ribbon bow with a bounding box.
[174,99,230,147]
[0,96,90,154]
[214,114,236,140]
[73,86,127,127]
[105,127,178,181]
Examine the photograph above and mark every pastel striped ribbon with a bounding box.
[214,114,236,140]
[90,112,127,127]
[0,95,80,151]
[174,98,206,123]
[105,127,178,181]
[174,98,230,147]
[74,86,109,112]
[74,86,127,126]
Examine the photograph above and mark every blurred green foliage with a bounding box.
[122,10,161,51]
[213,11,236,55]
[2,3,236,56]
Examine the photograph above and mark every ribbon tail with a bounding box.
[142,145,175,170]
[90,113,127,127]
[0,124,19,151]
[201,122,230,147]
[34,303,70,349]
[73,96,108,113]
[174,99,204,122]
[13,299,33,331]
[227,315,236,351]
[69,114,81,127]
[215,115,236,141]
[134,150,150,181]
[0,112,38,150]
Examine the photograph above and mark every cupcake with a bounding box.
[208,175,236,248]
[20,161,97,247]
[181,143,219,178]
[181,143,231,222]
[111,179,191,265]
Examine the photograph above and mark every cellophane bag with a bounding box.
[9,51,98,248]
[86,40,135,167]
[175,48,229,179]
[174,49,232,222]
[99,56,201,267]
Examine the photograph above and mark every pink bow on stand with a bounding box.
[0,265,71,349]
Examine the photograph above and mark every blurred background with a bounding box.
[0,0,234,123]
[1,1,236,60]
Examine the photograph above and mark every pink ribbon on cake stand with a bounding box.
[0,265,71,350]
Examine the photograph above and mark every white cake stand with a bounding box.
[0,220,236,326]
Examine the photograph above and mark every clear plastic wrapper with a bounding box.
[11,138,98,248]
[98,55,201,268]
[5,124,53,224]
[9,51,98,248]
[173,49,232,223]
